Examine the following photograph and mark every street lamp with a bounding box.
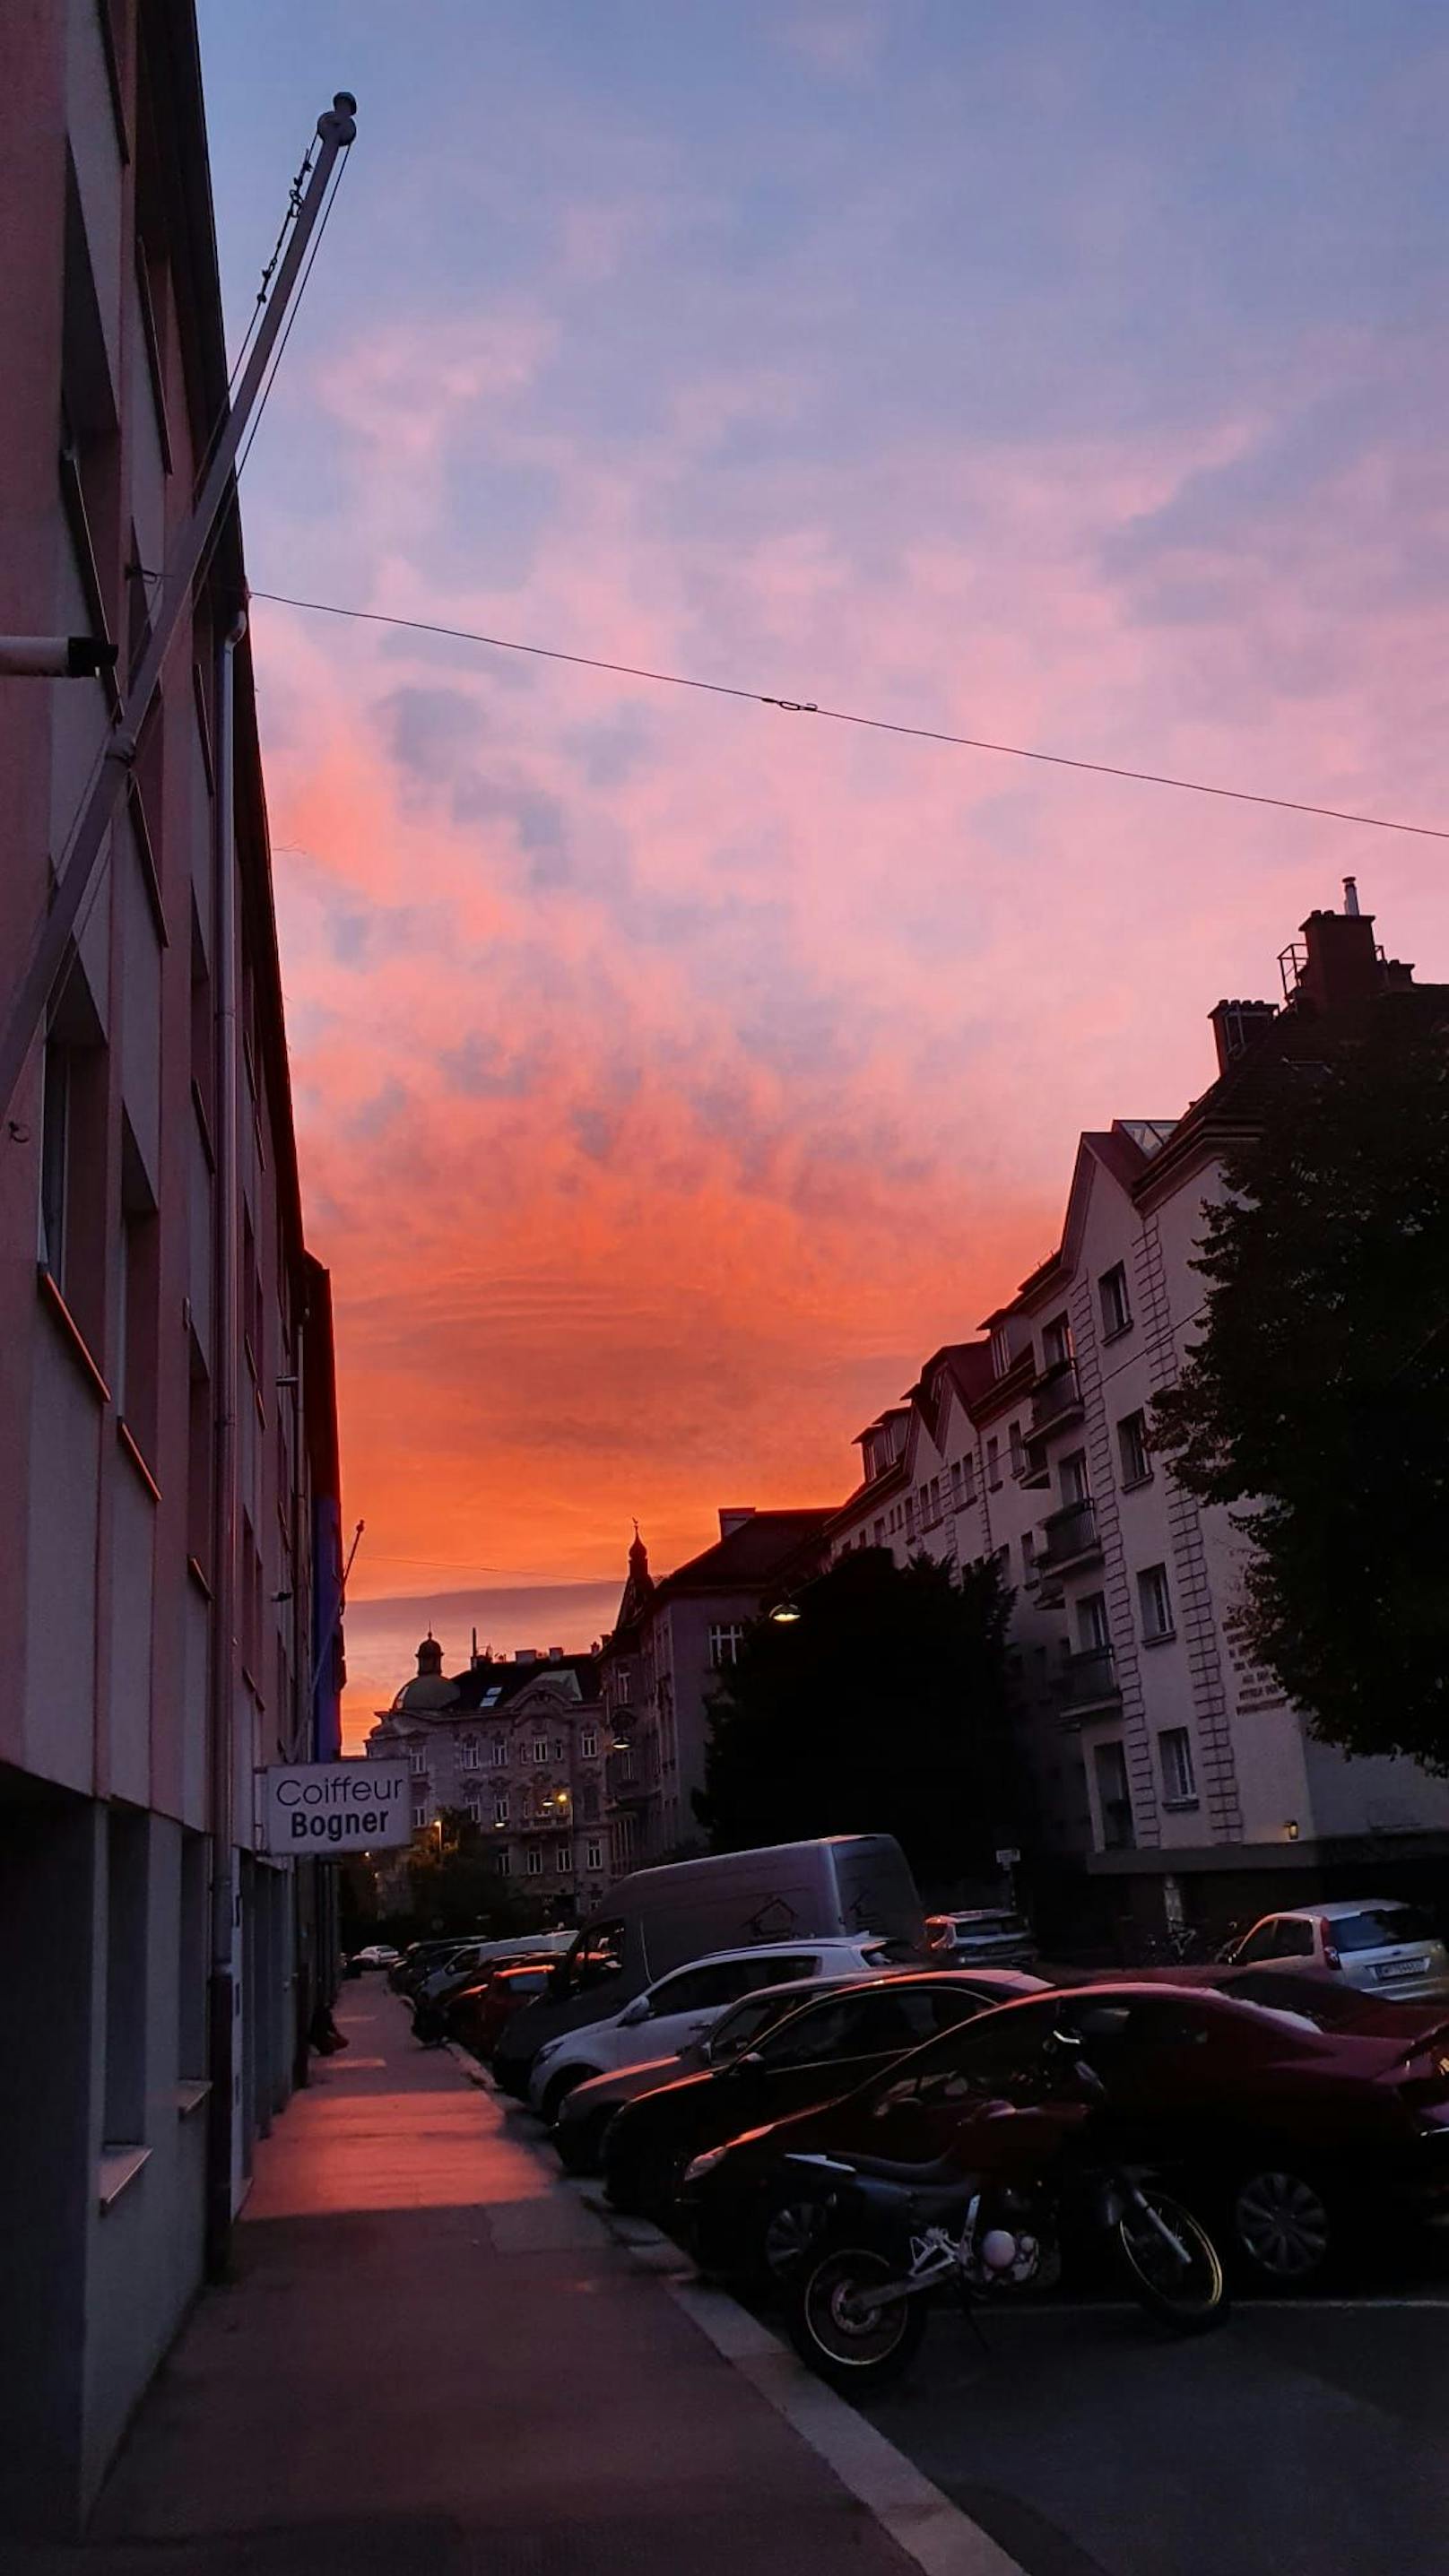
[768,1599,802,1625]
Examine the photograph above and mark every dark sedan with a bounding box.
[678,1979,1449,2291]
[602,1968,1047,2223]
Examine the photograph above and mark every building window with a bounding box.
[1159,1728,1197,1806]
[412,1802,427,1831]
[1118,1409,1151,1487]
[985,1435,1001,1490]
[39,986,107,1349]
[1078,1592,1110,1651]
[613,1813,637,1869]
[1059,1449,1089,1505]
[525,1845,544,1877]
[1138,1562,1175,1640]
[586,1837,603,1872]
[490,1736,508,1767]
[961,1453,977,1504]
[492,1846,512,1877]
[117,1122,160,1466]
[904,1494,916,1539]
[1099,1263,1132,1337]
[580,1729,598,1758]
[104,1807,149,2147]
[872,1516,885,1543]
[555,1842,571,1874]
[466,1795,482,1825]
[1043,1314,1072,1366]
[993,1542,1011,1582]
[532,1737,549,1764]
[409,1749,426,1775]
[493,1795,509,1826]
[1094,1740,1134,1850]
[1008,1422,1024,1479]
[1021,1530,1037,1585]
[991,1325,1012,1378]
[460,1734,481,1769]
[579,1782,599,1822]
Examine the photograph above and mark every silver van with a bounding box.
[491,1834,925,2095]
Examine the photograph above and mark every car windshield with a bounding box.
[1332,1906,1439,1952]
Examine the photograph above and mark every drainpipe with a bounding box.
[205,611,247,2278]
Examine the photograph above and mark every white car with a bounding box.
[1223,1898,1449,1999]
[350,1943,402,1970]
[525,1937,899,2121]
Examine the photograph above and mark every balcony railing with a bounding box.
[606,1742,658,1805]
[1038,1496,1102,1574]
[1055,1643,1122,1719]
[1030,1358,1083,1437]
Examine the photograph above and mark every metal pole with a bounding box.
[0,91,357,1131]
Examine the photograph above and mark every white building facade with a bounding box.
[832,896,1449,1945]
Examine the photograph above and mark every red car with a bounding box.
[679,1978,1449,2290]
[447,1961,557,2060]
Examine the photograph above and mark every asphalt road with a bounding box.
[858,2277,1449,2576]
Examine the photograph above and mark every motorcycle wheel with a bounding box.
[787,2243,929,2392]
[1115,2189,1229,2333]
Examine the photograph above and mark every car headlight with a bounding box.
[683,2143,731,2185]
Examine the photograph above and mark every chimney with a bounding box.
[1295,890,1386,1015]
[547,1645,564,1661]
[1208,998,1278,1078]
[514,1648,538,1665]
[470,1626,481,1671]
[718,1507,757,1540]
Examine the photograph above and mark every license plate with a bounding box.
[1375,1958,1429,1980]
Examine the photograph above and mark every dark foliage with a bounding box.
[693,1547,1020,1885]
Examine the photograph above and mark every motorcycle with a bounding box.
[781,2036,1228,2390]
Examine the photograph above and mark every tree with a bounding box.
[1152,1010,1449,1772]
[404,1809,555,1937]
[693,1548,1019,1889]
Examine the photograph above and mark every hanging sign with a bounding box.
[256,1759,412,1853]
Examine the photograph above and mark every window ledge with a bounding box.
[175,2081,212,2119]
[117,1416,161,1502]
[1101,1319,1134,1344]
[1121,1471,1155,1493]
[38,1265,110,1403]
[187,1554,213,1601]
[1141,1626,1178,1648]
[98,2145,151,2213]
[1162,1796,1200,1813]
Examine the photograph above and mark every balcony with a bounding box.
[606,1741,658,1806]
[1030,1358,1083,1438]
[1055,1643,1123,1722]
[1038,1496,1102,1575]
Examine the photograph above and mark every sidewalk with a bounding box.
[31,1987,945,2576]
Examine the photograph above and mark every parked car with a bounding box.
[926,1909,1038,1969]
[348,1943,402,1973]
[492,1835,925,2098]
[390,1940,473,1996]
[677,1979,1449,2292]
[1219,1901,1449,1999]
[553,1970,885,2174]
[448,1961,559,2060]
[525,1938,901,2124]
[603,1968,1049,2224]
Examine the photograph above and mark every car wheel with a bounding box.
[1230,2165,1335,2287]
[555,2116,601,2176]
[541,2068,586,2127]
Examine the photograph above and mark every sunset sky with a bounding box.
[197,3,1449,1743]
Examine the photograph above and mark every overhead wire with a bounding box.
[244,589,1449,845]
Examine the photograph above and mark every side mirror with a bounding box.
[618,1995,652,2028]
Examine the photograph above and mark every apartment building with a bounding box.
[0,3,343,2531]
[600,1511,834,1866]
[366,1641,610,1916]
[832,893,1449,1944]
